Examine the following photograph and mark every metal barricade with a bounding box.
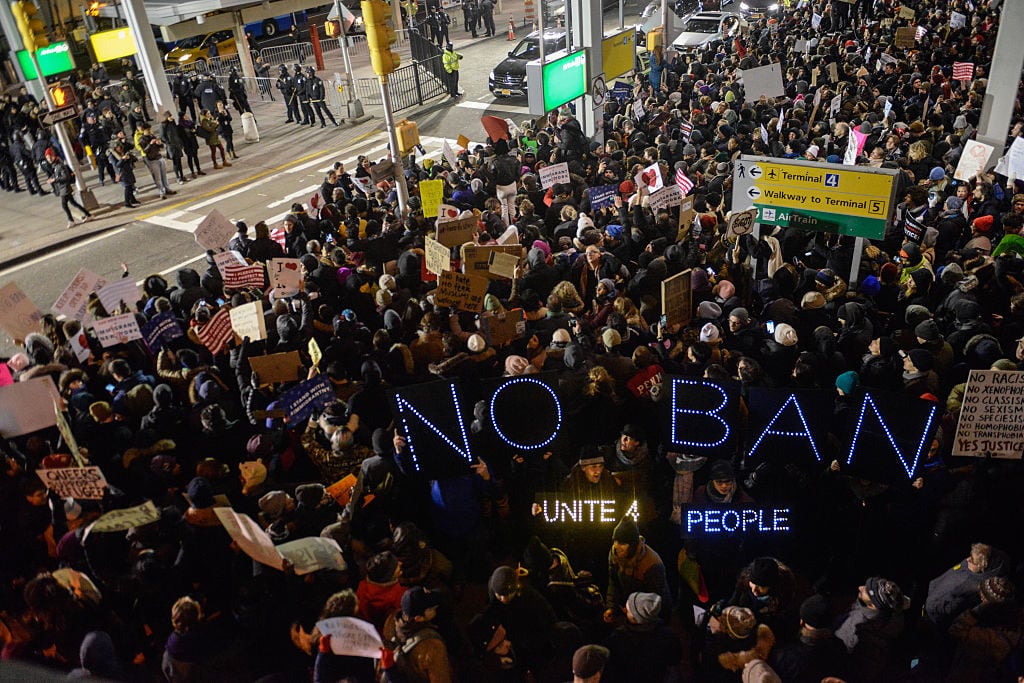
[258,42,315,67]
[351,55,447,112]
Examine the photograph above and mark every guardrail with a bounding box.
[351,54,447,112]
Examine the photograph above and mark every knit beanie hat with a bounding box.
[799,595,830,629]
[612,516,640,547]
[774,323,798,347]
[700,323,720,342]
[729,307,751,324]
[864,576,909,611]
[836,371,860,395]
[602,328,622,349]
[980,576,1015,604]
[626,592,662,625]
[720,606,756,639]
[915,319,941,342]
[749,558,780,587]
[801,291,826,309]
[698,301,723,319]
[907,349,935,372]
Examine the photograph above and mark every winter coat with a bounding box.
[356,579,406,635]
[606,538,672,616]
[924,549,1010,631]
[770,627,849,683]
[383,615,453,683]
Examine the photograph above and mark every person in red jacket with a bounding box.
[357,551,405,635]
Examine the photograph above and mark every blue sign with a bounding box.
[824,173,839,188]
[684,508,791,535]
[280,374,334,423]
[140,312,184,353]
[611,81,632,101]
[588,184,618,211]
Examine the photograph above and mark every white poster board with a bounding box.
[952,370,1024,459]
[87,501,161,534]
[52,269,107,321]
[316,617,383,658]
[36,466,108,500]
[738,63,786,101]
[92,313,143,348]
[229,301,268,341]
[539,162,570,190]
[0,376,61,437]
[214,507,285,570]
[96,278,139,315]
[268,259,304,296]
[194,209,237,250]
[954,140,995,182]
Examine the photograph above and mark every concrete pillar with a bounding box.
[977,0,1024,151]
[233,10,257,80]
[121,0,175,115]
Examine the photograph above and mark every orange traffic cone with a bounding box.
[508,16,515,40]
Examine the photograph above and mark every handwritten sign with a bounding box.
[0,377,60,437]
[96,278,139,315]
[488,250,520,279]
[461,245,522,279]
[435,215,478,248]
[278,537,346,575]
[442,140,458,169]
[52,269,107,321]
[535,494,639,524]
[316,617,382,658]
[425,236,452,276]
[194,209,237,250]
[539,162,570,190]
[419,178,445,218]
[213,250,247,277]
[950,10,966,29]
[88,501,160,534]
[727,208,757,237]
[434,270,489,313]
[436,204,460,221]
[684,507,791,535]
[229,301,267,342]
[738,62,785,101]
[214,507,284,570]
[36,466,107,500]
[661,268,692,328]
[894,27,916,48]
[141,311,184,353]
[195,308,233,356]
[953,370,1024,459]
[92,313,142,347]
[588,184,618,211]
[0,282,43,342]
[677,196,696,241]
[224,263,266,289]
[898,5,915,19]
[954,140,995,182]
[280,374,334,423]
[480,309,526,346]
[249,351,303,386]
[649,184,683,211]
[268,258,303,297]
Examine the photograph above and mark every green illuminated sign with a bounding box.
[541,49,586,112]
[17,41,75,79]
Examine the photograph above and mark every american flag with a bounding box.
[675,167,694,195]
[680,119,693,143]
[953,62,974,81]
[223,263,266,289]
[915,25,927,40]
[195,308,233,356]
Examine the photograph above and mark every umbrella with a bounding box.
[481,115,510,142]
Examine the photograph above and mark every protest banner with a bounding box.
[214,507,285,570]
[738,63,785,100]
[0,282,43,342]
[195,309,233,356]
[36,466,107,500]
[92,313,143,348]
[434,270,489,313]
[96,278,139,315]
[316,617,383,658]
[954,140,995,182]
[460,244,522,279]
[677,196,697,241]
[488,250,520,279]
[351,175,374,195]
[369,159,394,184]
[587,184,618,210]
[480,309,526,346]
[648,185,683,211]
[419,178,445,218]
[442,140,459,169]
[280,374,334,423]
[435,216,478,248]
[898,5,915,19]
[278,537,346,575]
[727,208,757,237]
[436,204,461,221]
[539,162,570,190]
[52,269,107,321]
[229,301,268,342]
[661,268,692,328]
[194,209,236,250]
[213,250,247,277]
[249,351,303,386]
[894,27,916,48]
[953,370,1024,459]
[223,263,266,289]
[425,236,452,276]
[141,311,184,353]
[87,501,160,534]
[268,258,303,296]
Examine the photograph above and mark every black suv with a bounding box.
[488,30,567,98]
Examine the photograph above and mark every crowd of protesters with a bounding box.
[3,0,1024,680]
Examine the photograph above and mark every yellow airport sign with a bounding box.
[602,29,635,80]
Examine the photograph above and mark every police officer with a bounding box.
[293,64,315,126]
[193,74,227,115]
[305,67,338,128]
[442,42,463,98]
[277,65,300,123]
[227,67,252,114]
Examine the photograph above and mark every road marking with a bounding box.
[0,228,127,277]
[456,100,530,114]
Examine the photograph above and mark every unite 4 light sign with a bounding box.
[388,376,938,484]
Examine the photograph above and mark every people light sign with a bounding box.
[731,155,898,240]
[526,49,587,115]
[685,508,791,535]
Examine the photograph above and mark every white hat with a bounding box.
[700,322,720,342]
[467,334,487,353]
[774,323,799,347]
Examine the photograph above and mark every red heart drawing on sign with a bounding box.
[78,333,88,346]
[642,171,658,188]
[284,262,299,271]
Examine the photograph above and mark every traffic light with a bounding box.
[11,0,49,51]
[395,119,420,156]
[48,83,75,107]
[325,20,338,37]
[362,0,399,76]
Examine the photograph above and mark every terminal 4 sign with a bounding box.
[731,155,898,240]
[526,49,587,116]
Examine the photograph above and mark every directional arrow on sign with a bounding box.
[749,166,762,179]
[747,186,761,200]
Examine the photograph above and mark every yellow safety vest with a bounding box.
[443,49,460,73]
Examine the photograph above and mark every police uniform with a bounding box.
[305,67,338,128]
[293,65,315,126]
[277,65,300,123]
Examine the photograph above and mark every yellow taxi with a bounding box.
[163,30,238,67]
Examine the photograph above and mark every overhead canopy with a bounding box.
[98,0,329,41]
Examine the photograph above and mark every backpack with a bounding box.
[493,154,519,186]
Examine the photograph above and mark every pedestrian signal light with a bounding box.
[395,118,420,156]
[362,0,400,76]
[48,83,75,107]
[11,0,49,51]
[325,20,338,37]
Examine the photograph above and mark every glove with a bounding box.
[380,647,396,670]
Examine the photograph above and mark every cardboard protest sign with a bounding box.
[434,270,489,313]
[829,93,842,118]
[316,617,382,658]
[953,370,1024,459]
[649,185,683,211]
[36,466,107,500]
[480,309,526,346]
[488,250,520,279]
[435,216,478,248]
[213,250,247,277]
[898,5,915,19]
[954,140,995,182]
[369,159,394,184]
[224,263,266,289]
[894,27,916,48]
[52,269,107,321]
[661,268,692,328]
[442,140,458,169]
[229,301,267,342]
[214,507,284,570]
[194,209,237,250]
[419,178,445,218]
[456,134,470,148]
[96,278,139,315]
[195,308,233,356]
[278,537,346,575]
[268,259,303,296]
[461,245,521,279]
[87,501,160,534]
[92,313,143,348]
[141,311,185,353]
[827,62,839,84]
[425,236,452,276]
[727,209,757,237]
[539,162,570,190]
[677,196,697,241]
[588,184,618,211]
[738,63,785,101]
[249,351,303,386]
[53,401,83,465]
[280,374,334,423]
[0,282,43,342]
